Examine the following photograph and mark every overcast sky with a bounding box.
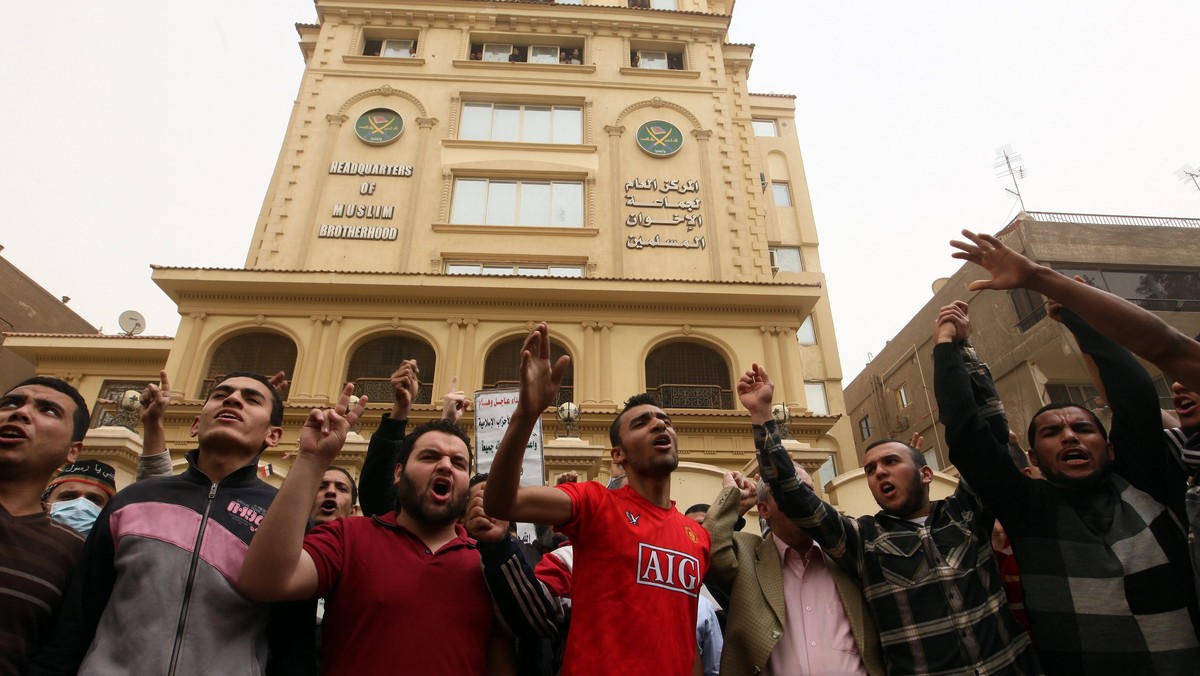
[2,1,1197,384]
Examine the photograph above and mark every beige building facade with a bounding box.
[843,212,1200,482]
[5,0,853,514]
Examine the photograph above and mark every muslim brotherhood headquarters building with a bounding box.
[5,0,861,517]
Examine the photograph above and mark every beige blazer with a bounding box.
[705,486,885,675]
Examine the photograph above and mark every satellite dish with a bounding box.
[118,310,146,336]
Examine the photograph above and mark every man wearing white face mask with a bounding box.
[42,459,116,537]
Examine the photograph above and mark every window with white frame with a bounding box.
[769,246,803,273]
[752,119,778,136]
[459,103,582,144]
[483,43,515,62]
[805,382,829,415]
[363,38,416,57]
[797,315,816,345]
[630,44,685,70]
[529,45,560,64]
[650,0,677,9]
[771,182,793,207]
[446,262,585,277]
[450,178,584,228]
[895,384,910,409]
[924,448,940,471]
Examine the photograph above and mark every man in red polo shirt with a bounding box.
[239,385,511,675]
[484,323,710,676]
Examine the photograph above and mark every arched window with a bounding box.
[202,332,298,398]
[346,335,437,404]
[483,336,574,405]
[645,342,732,409]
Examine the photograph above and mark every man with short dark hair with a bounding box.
[0,376,88,674]
[42,459,116,536]
[936,299,1200,673]
[31,372,315,675]
[683,503,709,525]
[745,359,1040,674]
[239,389,512,675]
[484,322,710,675]
[312,466,357,524]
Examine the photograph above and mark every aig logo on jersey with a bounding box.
[636,543,700,597]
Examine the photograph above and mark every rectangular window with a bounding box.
[924,448,941,471]
[530,45,560,64]
[459,103,582,144]
[636,50,668,69]
[797,315,816,346]
[363,38,416,57]
[858,415,872,441]
[450,178,584,228]
[771,182,793,207]
[769,246,803,273]
[650,0,677,8]
[483,43,513,62]
[447,262,585,278]
[1045,383,1100,407]
[805,382,829,416]
[1009,288,1046,332]
[817,454,837,491]
[752,119,777,136]
[895,384,910,409]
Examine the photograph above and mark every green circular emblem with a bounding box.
[635,120,684,158]
[354,108,404,146]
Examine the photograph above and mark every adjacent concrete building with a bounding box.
[843,211,1200,476]
[5,0,853,512]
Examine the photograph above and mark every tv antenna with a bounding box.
[118,310,146,336]
[1176,164,1200,194]
[994,144,1028,211]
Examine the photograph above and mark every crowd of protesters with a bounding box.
[3,229,1200,675]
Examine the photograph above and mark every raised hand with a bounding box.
[140,370,171,426]
[299,383,367,464]
[722,471,758,515]
[441,376,469,424]
[950,229,1039,292]
[268,371,290,399]
[465,493,509,544]
[517,323,570,415]
[736,363,775,421]
[555,470,580,485]
[390,359,420,418]
[933,301,970,343]
[910,432,925,452]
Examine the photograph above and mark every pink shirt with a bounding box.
[766,537,868,676]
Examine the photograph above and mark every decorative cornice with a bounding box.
[337,84,428,117]
[613,96,704,131]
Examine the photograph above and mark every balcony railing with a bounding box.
[1025,211,1200,229]
[650,383,733,410]
[354,378,434,406]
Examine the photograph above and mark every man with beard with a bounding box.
[934,301,1200,674]
[483,322,710,676]
[239,387,511,675]
[747,359,1040,675]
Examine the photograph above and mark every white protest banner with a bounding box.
[474,389,545,546]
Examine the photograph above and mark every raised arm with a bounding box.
[740,364,863,572]
[1058,309,1185,515]
[358,360,417,517]
[952,229,1200,392]
[239,384,365,602]
[137,370,173,480]
[931,303,1029,525]
[704,472,757,591]
[482,323,573,526]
